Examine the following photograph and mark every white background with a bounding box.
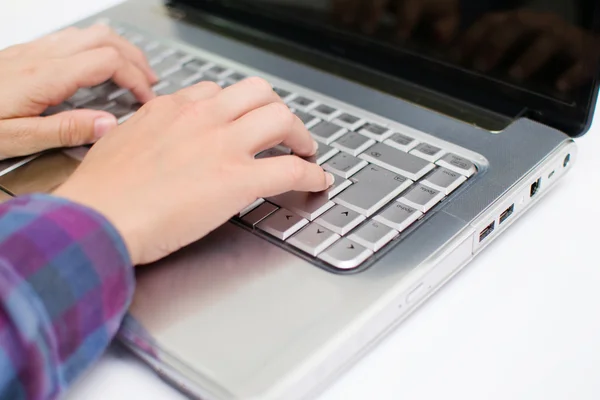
[1,1,600,399]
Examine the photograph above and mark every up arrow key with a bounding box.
[348,244,355,250]
[285,215,292,220]
[317,229,324,234]
[341,211,349,216]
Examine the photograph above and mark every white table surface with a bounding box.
[2,2,600,399]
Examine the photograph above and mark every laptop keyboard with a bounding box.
[44,23,478,272]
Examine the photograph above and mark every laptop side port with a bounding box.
[499,204,514,225]
[530,178,541,197]
[479,221,495,242]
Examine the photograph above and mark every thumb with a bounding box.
[0,109,117,159]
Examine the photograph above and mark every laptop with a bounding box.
[1,0,597,398]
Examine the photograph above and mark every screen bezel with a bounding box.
[168,0,600,137]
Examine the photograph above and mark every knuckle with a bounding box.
[100,46,121,63]
[177,101,204,120]
[196,80,222,93]
[269,102,295,126]
[58,117,82,147]
[90,22,113,36]
[243,76,273,96]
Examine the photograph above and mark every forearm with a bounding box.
[0,194,134,400]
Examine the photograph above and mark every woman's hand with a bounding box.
[54,77,333,265]
[0,23,157,159]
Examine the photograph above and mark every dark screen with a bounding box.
[174,0,600,135]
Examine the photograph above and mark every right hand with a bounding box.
[53,77,333,265]
[332,0,460,42]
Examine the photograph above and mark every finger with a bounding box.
[212,77,282,122]
[60,23,158,83]
[252,156,334,197]
[362,0,389,33]
[509,34,559,79]
[174,80,223,103]
[0,109,117,159]
[229,102,317,157]
[556,61,591,92]
[471,23,524,71]
[432,14,460,43]
[457,13,506,61]
[396,0,423,40]
[46,47,155,104]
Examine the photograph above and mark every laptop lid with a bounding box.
[168,0,600,137]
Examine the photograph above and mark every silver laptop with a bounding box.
[13,0,598,398]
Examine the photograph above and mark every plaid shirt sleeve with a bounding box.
[0,194,134,400]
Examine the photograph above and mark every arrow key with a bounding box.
[257,208,308,240]
[318,238,373,270]
[287,224,340,256]
[314,205,366,235]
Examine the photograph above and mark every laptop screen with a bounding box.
[172,0,600,135]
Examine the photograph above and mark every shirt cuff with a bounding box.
[0,193,134,392]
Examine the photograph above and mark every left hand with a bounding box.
[0,23,157,159]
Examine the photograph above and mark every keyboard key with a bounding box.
[287,224,340,256]
[311,104,341,121]
[273,87,295,102]
[374,202,422,232]
[358,123,393,141]
[145,45,175,65]
[323,153,367,179]
[242,202,278,226]
[104,102,136,121]
[267,191,335,221]
[359,143,435,181]
[348,220,398,251]
[114,91,140,108]
[410,143,445,162]
[228,72,247,82]
[238,198,264,217]
[314,205,365,235]
[288,96,318,111]
[92,81,120,99]
[326,173,353,199]
[81,98,116,111]
[318,238,372,270]
[153,82,179,96]
[256,147,290,159]
[421,168,466,195]
[310,121,347,144]
[334,112,366,131]
[294,110,320,129]
[436,153,477,177]
[42,103,71,116]
[333,174,412,216]
[350,164,408,186]
[257,209,308,240]
[204,65,232,79]
[398,183,444,213]
[185,58,211,72]
[383,132,419,152]
[163,68,202,87]
[153,52,193,78]
[67,88,96,107]
[305,143,339,165]
[332,132,376,156]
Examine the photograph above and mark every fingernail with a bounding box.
[326,172,335,187]
[94,117,117,139]
[312,140,319,155]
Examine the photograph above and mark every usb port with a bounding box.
[479,221,495,242]
[530,178,541,197]
[499,204,514,225]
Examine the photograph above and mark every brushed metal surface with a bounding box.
[64,2,573,399]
